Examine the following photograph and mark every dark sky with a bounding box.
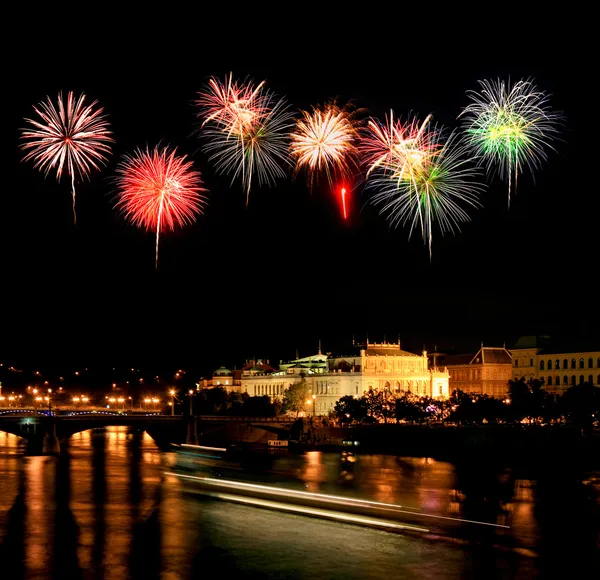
[2,9,596,377]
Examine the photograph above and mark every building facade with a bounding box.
[211,341,450,416]
[436,346,513,398]
[510,336,600,395]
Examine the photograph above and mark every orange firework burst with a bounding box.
[290,102,361,191]
[20,91,114,224]
[114,145,208,269]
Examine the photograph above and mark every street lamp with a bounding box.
[312,394,316,417]
[188,389,194,416]
[170,389,176,416]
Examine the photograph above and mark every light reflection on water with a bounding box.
[0,426,598,579]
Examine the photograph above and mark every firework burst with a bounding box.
[114,145,208,269]
[196,73,295,207]
[20,91,114,224]
[364,115,485,259]
[458,77,562,207]
[289,102,361,192]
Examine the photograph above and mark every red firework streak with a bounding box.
[340,186,349,220]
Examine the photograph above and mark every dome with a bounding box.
[213,366,232,376]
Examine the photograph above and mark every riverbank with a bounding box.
[293,423,600,469]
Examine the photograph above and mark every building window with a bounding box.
[579,375,585,384]
[579,358,585,369]
[598,375,600,385]
[571,375,576,386]
[555,359,560,370]
[515,359,519,367]
[589,375,593,384]
[530,358,533,367]
[598,358,600,369]
[563,359,568,370]
[571,359,576,369]
[540,376,544,384]
[589,358,594,369]
[563,376,568,386]
[556,376,561,386]
[540,360,545,371]
[548,360,552,370]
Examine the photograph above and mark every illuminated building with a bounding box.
[210,341,450,416]
[510,335,600,395]
[435,345,513,398]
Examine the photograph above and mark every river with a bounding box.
[0,426,598,579]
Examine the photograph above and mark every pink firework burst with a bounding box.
[20,91,114,224]
[114,145,208,269]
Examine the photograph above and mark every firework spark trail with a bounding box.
[458,77,562,207]
[114,145,208,269]
[364,118,485,259]
[20,91,114,224]
[196,73,295,207]
[289,102,361,192]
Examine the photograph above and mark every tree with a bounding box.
[332,395,368,425]
[363,388,397,423]
[281,377,310,417]
[560,382,600,433]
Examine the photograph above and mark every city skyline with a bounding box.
[3,10,596,373]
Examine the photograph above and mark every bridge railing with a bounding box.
[195,415,297,422]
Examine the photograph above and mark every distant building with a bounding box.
[208,341,450,416]
[510,336,600,395]
[436,345,513,398]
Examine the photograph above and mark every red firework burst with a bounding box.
[114,145,208,268]
[20,91,114,224]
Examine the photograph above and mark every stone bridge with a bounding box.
[0,411,297,454]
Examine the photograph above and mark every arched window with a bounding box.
[563,376,568,386]
[556,376,561,386]
[597,375,600,385]
[579,358,584,369]
[548,360,552,370]
[589,358,594,369]
[598,358,600,369]
[579,375,585,384]
[589,375,593,384]
[539,376,544,384]
[563,359,568,369]
[556,359,560,370]
[540,360,545,371]
[571,375,576,386]
[571,359,576,369]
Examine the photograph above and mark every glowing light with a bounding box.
[458,77,563,206]
[196,73,294,207]
[290,102,360,192]
[20,91,114,224]
[114,145,208,269]
[364,114,485,259]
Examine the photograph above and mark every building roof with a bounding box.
[438,347,512,366]
[363,342,420,357]
[213,366,232,376]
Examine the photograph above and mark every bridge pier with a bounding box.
[42,419,60,455]
[186,417,198,445]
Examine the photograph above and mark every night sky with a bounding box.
[2,9,596,378]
